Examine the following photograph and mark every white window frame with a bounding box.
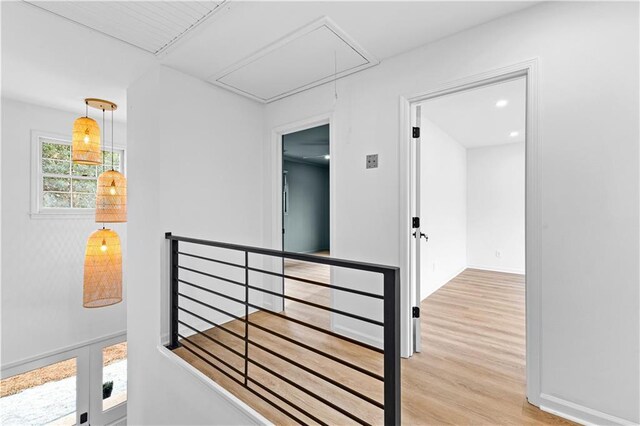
[30,130,126,219]
[1,331,127,426]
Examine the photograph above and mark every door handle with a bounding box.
[412,232,428,241]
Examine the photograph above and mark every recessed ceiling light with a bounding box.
[324,154,330,160]
[496,99,508,108]
[509,131,519,137]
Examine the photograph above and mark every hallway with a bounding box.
[174,265,573,425]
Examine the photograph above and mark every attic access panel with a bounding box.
[209,18,378,103]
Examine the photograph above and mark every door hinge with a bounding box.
[80,413,88,424]
[412,306,420,318]
[412,217,420,228]
[412,127,420,138]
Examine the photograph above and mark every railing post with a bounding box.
[167,233,180,349]
[383,268,401,426]
[243,250,249,386]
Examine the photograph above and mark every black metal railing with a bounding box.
[165,233,401,425]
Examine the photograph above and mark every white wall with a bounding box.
[0,98,127,366]
[263,2,639,423]
[419,118,467,300]
[467,142,525,274]
[127,66,266,425]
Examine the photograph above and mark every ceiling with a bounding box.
[283,125,330,166]
[25,1,224,54]
[1,1,537,119]
[421,77,526,149]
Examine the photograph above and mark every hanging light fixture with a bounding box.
[83,228,122,308]
[81,97,125,308]
[96,102,127,223]
[72,99,101,165]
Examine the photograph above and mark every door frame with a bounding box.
[0,331,127,425]
[398,58,541,405]
[269,112,335,310]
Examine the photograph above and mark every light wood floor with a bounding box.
[174,261,574,425]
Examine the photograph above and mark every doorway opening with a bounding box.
[281,124,331,309]
[409,75,528,395]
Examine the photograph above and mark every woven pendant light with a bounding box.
[83,228,122,308]
[96,170,127,222]
[72,115,101,165]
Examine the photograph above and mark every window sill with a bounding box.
[30,210,96,220]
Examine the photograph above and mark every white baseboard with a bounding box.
[421,266,467,300]
[466,264,525,275]
[332,323,383,349]
[444,266,467,285]
[540,393,638,426]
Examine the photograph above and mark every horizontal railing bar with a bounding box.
[247,303,383,354]
[245,381,310,426]
[177,325,312,426]
[178,265,245,288]
[178,320,244,358]
[176,340,244,386]
[179,278,245,305]
[178,307,245,341]
[249,357,371,426]
[247,320,383,381]
[248,338,384,409]
[178,251,244,270]
[248,378,327,426]
[178,334,245,378]
[166,234,399,275]
[247,266,384,300]
[178,293,246,322]
[247,284,383,326]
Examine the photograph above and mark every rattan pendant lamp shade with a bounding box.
[72,115,101,165]
[96,170,127,222]
[83,228,122,308]
[72,99,116,165]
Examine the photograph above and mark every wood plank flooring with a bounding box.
[174,261,574,425]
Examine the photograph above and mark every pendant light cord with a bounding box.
[111,109,114,170]
[102,108,106,168]
[85,101,88,118]
[102,108,106,230]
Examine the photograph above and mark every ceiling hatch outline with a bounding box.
[208,16,380,103]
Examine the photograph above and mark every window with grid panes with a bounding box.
[40,137,124,210]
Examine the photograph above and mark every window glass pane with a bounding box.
[43,177,71,192]
[42,159,70,175]
[72,193,95,209]
[43,192,71,208]
[0,357,76,425]
[72,163,98,178]
[102,152,113,167]
[42,142,70,160]
[102,342,127,411]
[72,179,96,194]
